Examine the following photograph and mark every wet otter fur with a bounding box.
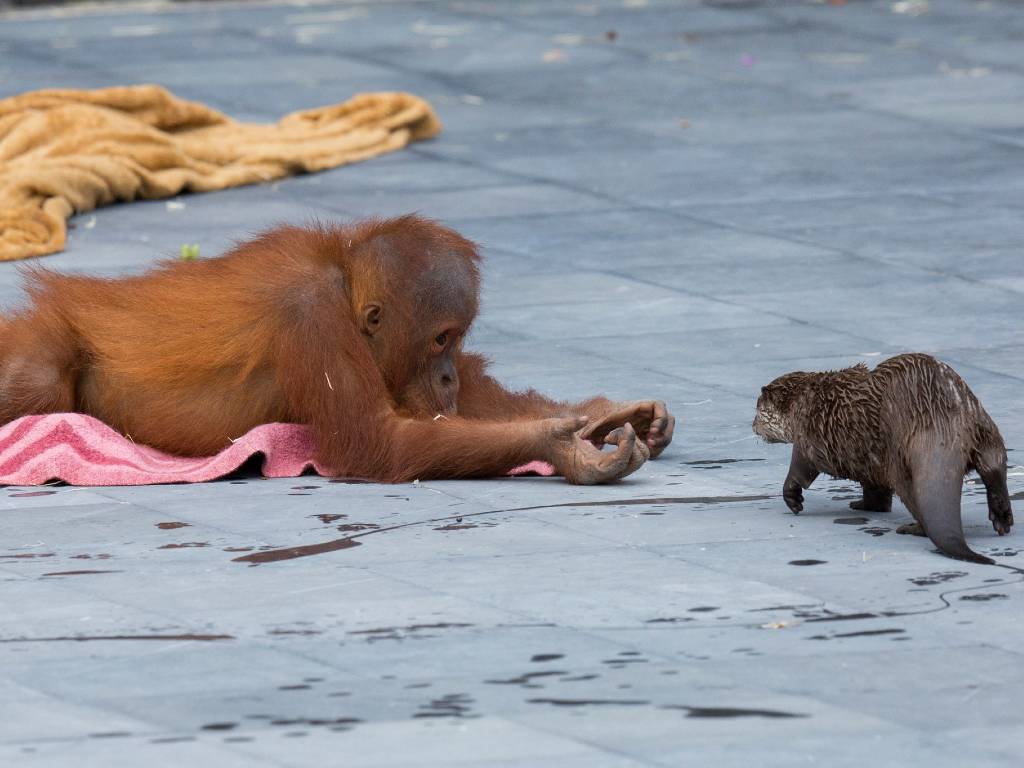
[752,353,1013,565]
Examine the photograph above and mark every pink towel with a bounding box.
[0,413,554,486]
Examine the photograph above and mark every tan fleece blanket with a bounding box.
[0,84,441,262]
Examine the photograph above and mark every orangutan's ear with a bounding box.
[361,303,382,336]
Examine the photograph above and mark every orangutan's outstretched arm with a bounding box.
[455,352,675,458]
[384,415,648,484]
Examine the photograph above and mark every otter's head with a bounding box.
[752,372,812,444]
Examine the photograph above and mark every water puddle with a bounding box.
[0,552,55,559]
[267,628,322,636]
[683,459,765,468]
[804,612,877,623]
[808,628,905,640]
[485,671,566,688]
[664,705,807,719]
[909,571,967,586]
[413,693,477,719]
[233,538,361,564]
[959,593,1008,602]
[200,723,237,731]
[528,697,649,707]
[346,622,473,642]
[531,653,564,662]
[645,617,695,624]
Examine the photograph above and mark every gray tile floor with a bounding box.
[2,0,1023,765]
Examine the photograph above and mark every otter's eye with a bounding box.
[434,332,448,349]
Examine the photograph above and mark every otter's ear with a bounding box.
[360,303,383,336]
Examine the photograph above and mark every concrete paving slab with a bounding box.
[0,0,1022,766]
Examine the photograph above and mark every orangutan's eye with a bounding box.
[435,332,448,349]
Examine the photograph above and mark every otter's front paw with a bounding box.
[783,482,804,514]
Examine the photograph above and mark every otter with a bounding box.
[752,353,1013,564]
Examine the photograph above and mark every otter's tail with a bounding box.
[908,435,994,565]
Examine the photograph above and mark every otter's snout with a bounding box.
[752,407,787,444]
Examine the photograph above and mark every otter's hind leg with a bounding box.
[975,448,1013,536]
[850,484,893,513]
[902,435,993,565]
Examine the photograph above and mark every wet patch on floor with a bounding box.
[808,628,906,641]
[528,697,649,707]
[247,714,362,733]
[684,458,765,470]
[347,622,473,642]
[0,552,55,559]
[602,653,649,669]
[267,627,323,636]
[233,537,362,564]
[803,611,878,623]
[435,520,497,531]
[531,653,564,662]
[645,616,695,624]
[909,571,967,586]
[485,670,566,688]
[200,722,237,731]
[0,633,233,643]
[663,705,808,719]
[312,514,346,524]
[959,593,1008,602]
[988,548,1018,558]
[413,693,477,719]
